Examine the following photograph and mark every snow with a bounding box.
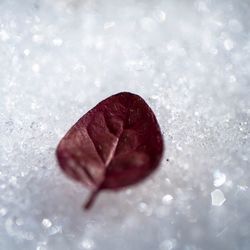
[0,0,250,249]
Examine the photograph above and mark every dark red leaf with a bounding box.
[56,92,164,210]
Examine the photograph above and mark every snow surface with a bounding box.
[0,0,250,249]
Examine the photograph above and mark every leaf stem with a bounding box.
[84,188,100,210]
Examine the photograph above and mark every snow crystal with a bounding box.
[213,170,226,187]
[162,194,173,205]
[42,219,52,228]
[211,189,226,207]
